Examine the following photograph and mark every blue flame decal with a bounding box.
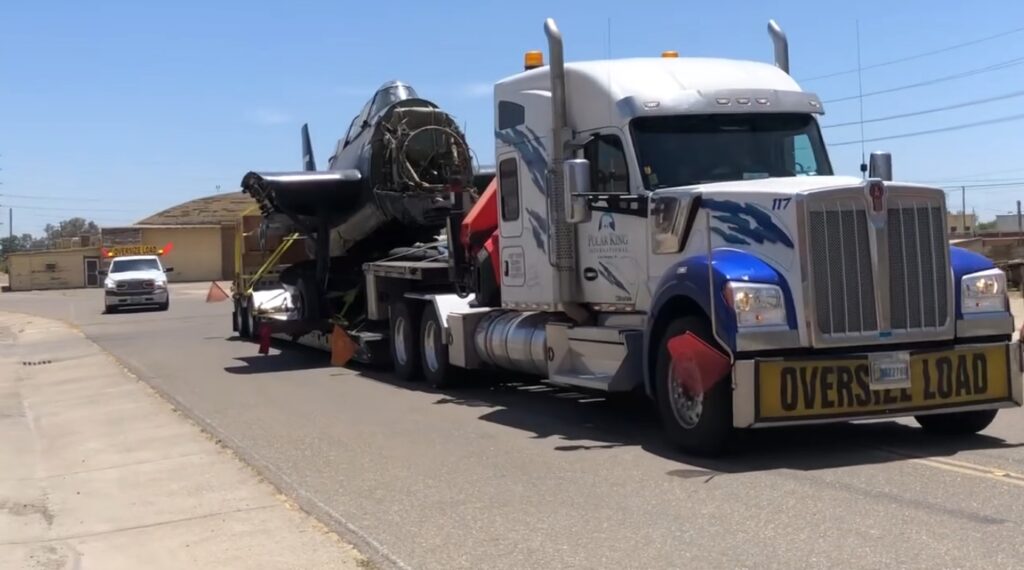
[525,207,548,253]
[495,125,548,196]
[703,198,793,248]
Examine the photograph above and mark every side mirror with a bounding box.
[868,151,893,181]
[563,159,591,224]
[98,270,107,276]
[163,267,174,273]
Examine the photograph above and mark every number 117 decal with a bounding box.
[771,197,792,211]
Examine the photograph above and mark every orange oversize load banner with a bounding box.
[755,344,1012,422]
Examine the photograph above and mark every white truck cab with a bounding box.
[102,255,172,312]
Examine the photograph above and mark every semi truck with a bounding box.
[235,18,1023,454]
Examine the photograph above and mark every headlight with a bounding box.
[153,281,167,289]
[104,279,116,290]
[725,282,787,328]
[961,268,1007,314]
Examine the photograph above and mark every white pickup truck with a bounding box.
[101,255,173,313]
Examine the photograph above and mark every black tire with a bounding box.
[295,276,321,321]
[654,315,733,456]
[104,305,117,315]
[915,409,997,435]
[158,300,170,311]
[420,303,461,388]
[238,297,253,339]
[232,299,241,333]
[389,300,421,382]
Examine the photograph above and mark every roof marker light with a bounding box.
[661,50,679,58]
[524,51,544,70]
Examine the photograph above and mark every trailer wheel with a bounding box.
[390,300,422,382]
[420,303,461,388]
[232,299,241,333]
[915,409,997,435]
[237,297,253,339]
[295,276,321,321]
[654,316,733,456]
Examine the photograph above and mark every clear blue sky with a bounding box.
[2,0,1023,236]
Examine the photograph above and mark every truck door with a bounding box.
[576,131,647,307]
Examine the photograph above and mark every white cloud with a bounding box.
[247,108,292,126]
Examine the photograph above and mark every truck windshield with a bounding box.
[110,258,161,273]
[631,113,832,190]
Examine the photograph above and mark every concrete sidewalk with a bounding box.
[0,312,367,569]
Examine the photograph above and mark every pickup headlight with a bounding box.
[153,281,167,289]
[724,282,787,328]
[104,279,116,290]
[961,268,1007,314]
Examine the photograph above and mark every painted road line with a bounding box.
[875,446,1024,488]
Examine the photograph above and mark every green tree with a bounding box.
[43,217,99,242]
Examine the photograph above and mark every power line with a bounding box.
[822,88,1024,128]
[801,24,1024,82]
[0,203,140,213]
[0,192,105,202]
[830,111,1024,146]
[824,56,1024,103]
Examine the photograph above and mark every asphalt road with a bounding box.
[4,283,1024,569]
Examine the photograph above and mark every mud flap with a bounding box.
[667,332,731,396]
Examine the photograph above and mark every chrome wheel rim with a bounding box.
[668,366,703,429]
[423,319,440,373]
[394,316,408,365]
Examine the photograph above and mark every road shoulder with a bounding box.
[0,311,368,570]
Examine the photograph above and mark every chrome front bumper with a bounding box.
[105,289,169,307]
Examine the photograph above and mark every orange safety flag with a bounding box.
[330,325,358,367]
[206,281,230,303]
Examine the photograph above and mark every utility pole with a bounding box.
[961,186,966,235]
[1017,200,1022,245]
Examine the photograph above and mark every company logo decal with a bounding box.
[587,213,629,253]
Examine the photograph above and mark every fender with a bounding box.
[643,248,797,397]
[950,246,996,320]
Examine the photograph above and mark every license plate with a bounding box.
[130,296,147,302]
[755,344,1012,422]
[870,352,911,390]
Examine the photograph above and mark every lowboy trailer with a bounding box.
[235,18,1023,455]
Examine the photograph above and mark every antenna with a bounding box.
[856,20,867,178]
[607,17,613,127]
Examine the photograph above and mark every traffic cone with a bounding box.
[330,325,358,367]
[206,281,229,303]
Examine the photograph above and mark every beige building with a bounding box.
[4,192,256,292]
[7,246,103,291]
[948,211,977,235]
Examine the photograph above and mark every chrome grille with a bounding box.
[888,203,948,329]
[808,203,877,335]
[116,279,153,292]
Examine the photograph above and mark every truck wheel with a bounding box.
[915,409,997,435]
[232,300,242,333]
[295,276,321,320]
[239,297,253,339]
[390,300,421,382]
[158,300,170,311]
[420,303,461,388]
[654,316,733,456]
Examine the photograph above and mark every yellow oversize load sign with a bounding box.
[756,344,1012,422]
[108,245,159,256]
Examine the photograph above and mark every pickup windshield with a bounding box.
[110,258,161,273]
[631,113,833,190]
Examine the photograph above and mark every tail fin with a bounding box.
[301,123,316,171]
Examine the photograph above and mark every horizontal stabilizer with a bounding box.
[241,170,362,218]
